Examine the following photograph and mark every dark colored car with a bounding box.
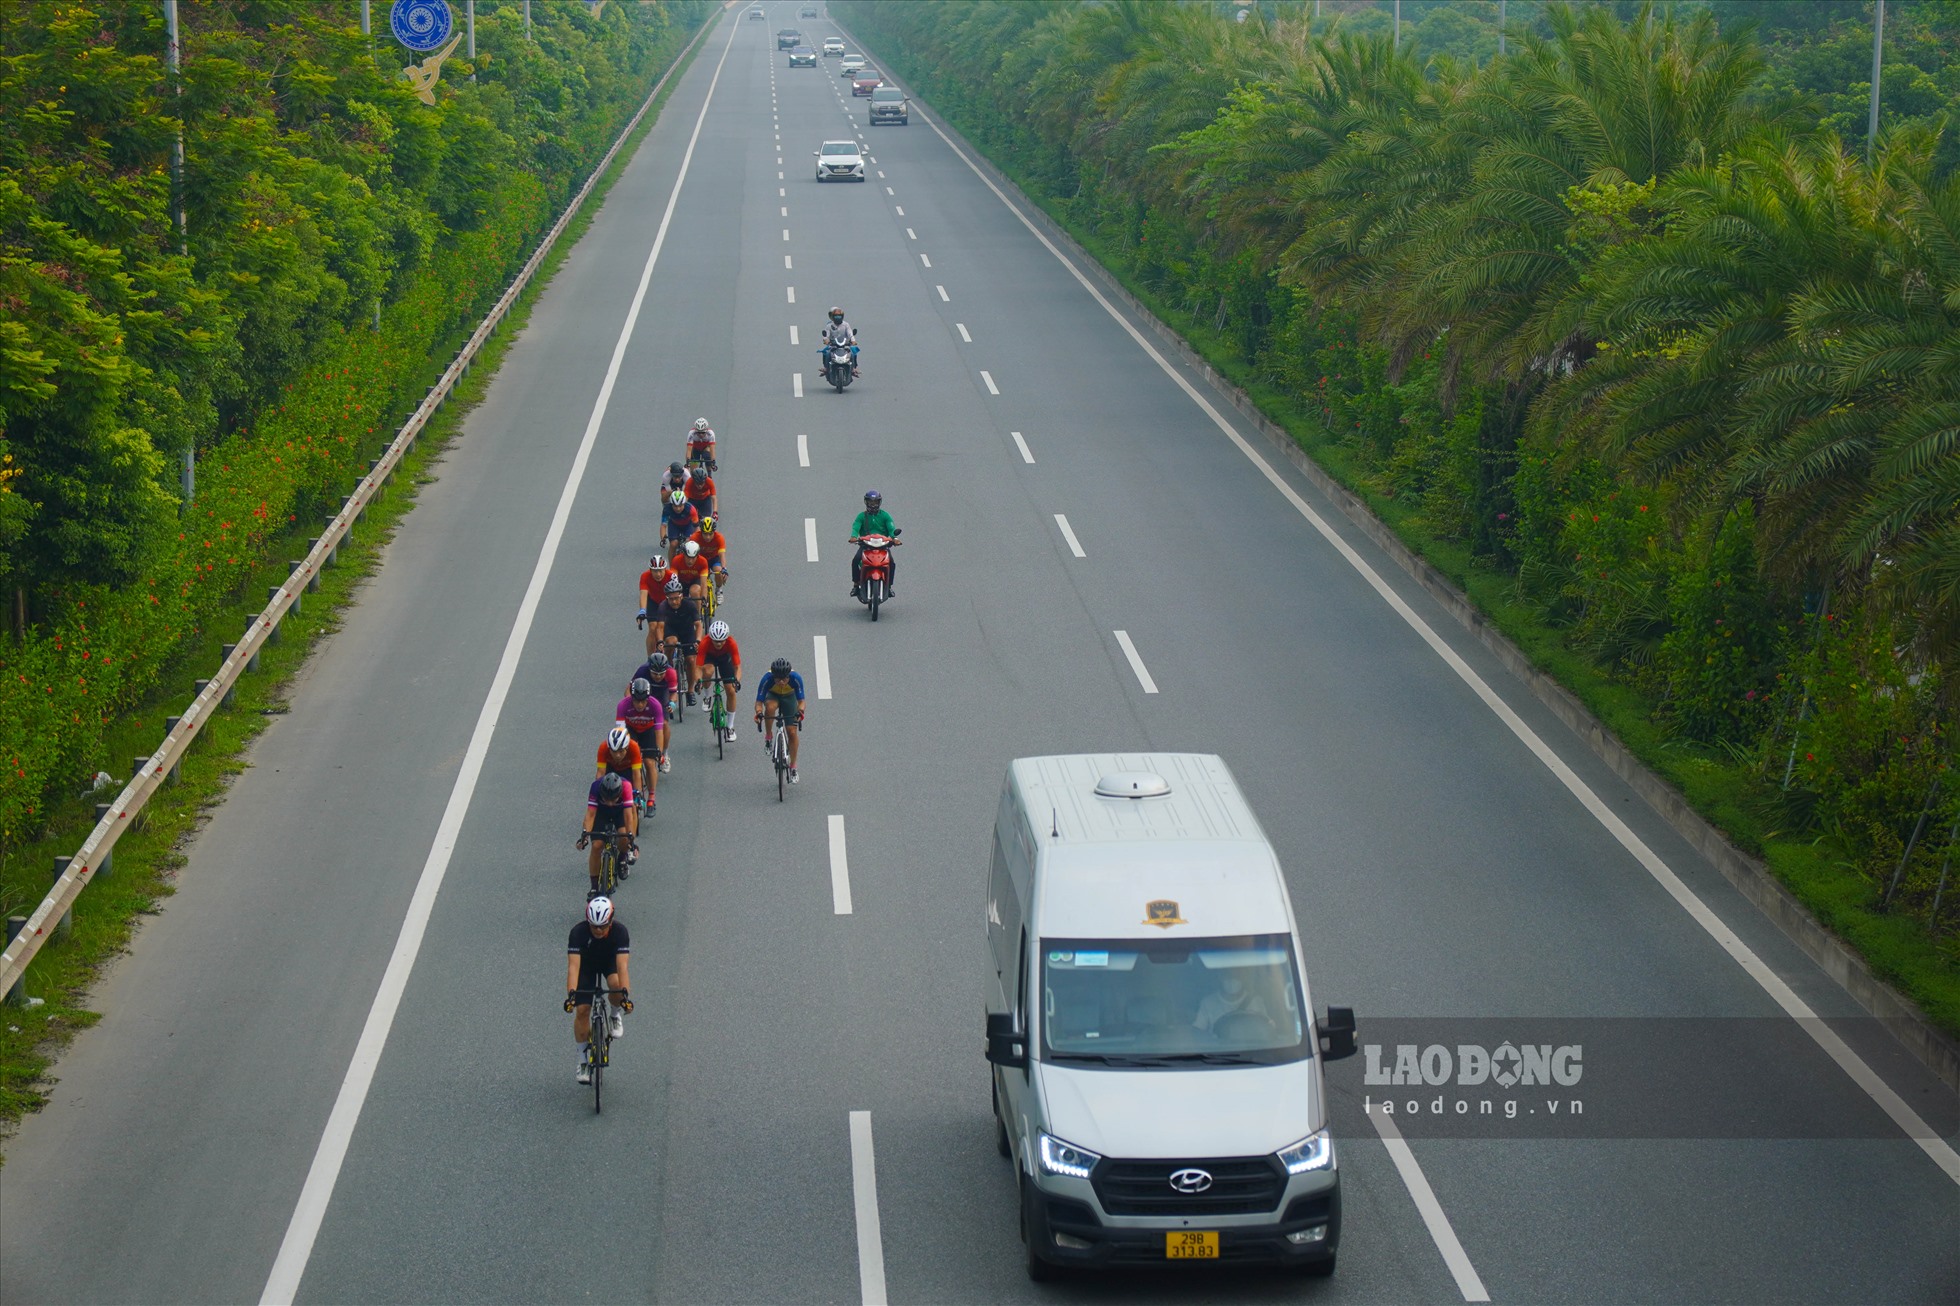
[777,28,803,49]
[852,72,882,96]
[801,6,818,15]
[787,46,817,67]
[869,85,909,125]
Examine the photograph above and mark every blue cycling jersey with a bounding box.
[754,670,806,704]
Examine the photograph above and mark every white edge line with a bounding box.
[1010,431,1034,463]
[1054,514,1085,558]
[926,101,1960,1189]
[798,433,810,467]
[1369,1104,1491,1302]
[805,517,820,562]
[258,17,745,1306]
[1112,630,1158,694]
[828,814,853,915]
[848,1111,888,1305]
[814,634,833,700]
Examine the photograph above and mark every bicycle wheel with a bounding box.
[776,739,787,802]
[591,1013,605,1114]
[600,842,617,894]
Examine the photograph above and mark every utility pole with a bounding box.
[1499,0,1507,57]
[524,0,532,40]
[467,0,476,81]
[1867,0,1885,161]
[1393,0,1401,53]
[360,0,368,36]
[165,0,192,506]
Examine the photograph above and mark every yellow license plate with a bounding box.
[1165,1231,1219,1259]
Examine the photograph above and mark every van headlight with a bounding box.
[1277,1129,1335,1175]
[1036,1133,1101,1179]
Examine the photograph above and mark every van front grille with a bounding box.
[1092,1156,1284,1216]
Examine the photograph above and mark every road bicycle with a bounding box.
[585,826,633,894]
[573,980,625,1114]
[758,707,802,801]
[705,669,736,760]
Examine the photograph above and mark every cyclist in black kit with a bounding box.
[566,895,632,1084]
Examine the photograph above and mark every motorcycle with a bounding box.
[825,334,858,392]
[856,531,901,620]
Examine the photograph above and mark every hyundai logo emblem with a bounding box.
[1168,1168,1214,1194]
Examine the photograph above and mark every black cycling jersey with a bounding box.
[568,920,631,975]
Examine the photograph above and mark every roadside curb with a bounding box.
[859,46,1960,1095]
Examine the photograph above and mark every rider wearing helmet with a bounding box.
[753,655,808,783]
[848,490,898,598]
[671,537,714,602]
[566,895,632,1084]
[613,678,665,814]
[637,551,679,655]
[577,767,639,889]
[697,618,743,737]
[682,463,717,518]
[649,577,703,706]
[629,649,681,765]
[597,722,650,822]
[688,514,729,603]
[819,306,860,377]
[686,417,718,473]
[661,460,690,497]
[661,489,700,555]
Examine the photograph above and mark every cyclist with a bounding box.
[637,551,679,656]
[697,619,743,736]
[848,489,898,598]
[660,460,690,497]
[649,578,703,706]
[672,539,714,604]
[753,656,807,784]
[661,490,700,557]
[819,306,860,377]
[629,649,681,767]
[686,417,718,473]
[597,723,649,817]
[614,678,664,809]
[682,464,717,518]
[566,895,631,1084]
[577,769,638,891]
[688,515,730,606]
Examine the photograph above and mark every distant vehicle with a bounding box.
[840,54,865,75]
[852,72,882,96]
[749,7,764,18]
[815,139,866,182]
[777,28,803,49]
[869,85,909,125]
[822,37,845,55]
[802,7,820,18]
[787,45,817,67]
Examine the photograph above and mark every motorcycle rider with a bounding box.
[819,306,860,378]
[848,489,897,598]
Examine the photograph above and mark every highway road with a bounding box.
[3,5,1957,1303]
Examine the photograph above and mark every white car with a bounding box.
[822,37,845,55]
[815,139,865,182]
[840,54,864,75]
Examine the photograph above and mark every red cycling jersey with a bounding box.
[684,474,716,507]
[700,635,741,664]
[639,567,679,602]
[689,529,727,563]
[597,740,644,775]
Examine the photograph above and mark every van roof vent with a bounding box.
[1094,771,1172,799]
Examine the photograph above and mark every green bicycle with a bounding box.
[706,669,738,760]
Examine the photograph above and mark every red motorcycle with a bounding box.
[856,531,901,621]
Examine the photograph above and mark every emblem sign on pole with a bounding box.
[390,0,463,105]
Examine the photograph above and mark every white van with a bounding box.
[985,754,1355,1279]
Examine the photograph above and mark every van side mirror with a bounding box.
[1317,1006,1357,1061]
[985,1011,1027,1069]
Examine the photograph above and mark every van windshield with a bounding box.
[1040,934,1309,1067]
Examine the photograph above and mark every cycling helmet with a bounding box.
[649,551,668,570]
[863,489,883,505]
[771,657,792,675]
[699,515,716,534]
[630,677,652,699]
[587,895,615,927]
[828,306,844,321]
[608,724,630,752]
[683,541,701,558]
[693,417,711,433]
[669,460,685,477]
[668,490,687,509]
[707,619,730,642]
[664,576,684,594]
[648,651,670,672]
[599,771,624,798]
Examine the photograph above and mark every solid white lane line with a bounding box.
[260,16,742,1306]
[956,323,971,343]
[1112,630,1158,694]
[980,370,999,395]
[805,518,820,562]
[787,286,796,303]
[1054,514,1085,558]
[935,285,949,302]
[828,815,853,915]
[1010,431,1034,463]
[906,228,917,240]
[919,253,931,267]
[814,634,833,700]
[1370,1105,1491,1302]
[928,103,1960,1189]
[798,433,810,467]
[790,324,800,345]
[848,1112,888,1306]
[793,372,804,399]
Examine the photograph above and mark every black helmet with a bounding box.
[630,677,652,698]
[771,657,792,675]
[599,771,624,797]
[669,461,685,477]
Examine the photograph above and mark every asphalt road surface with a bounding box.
[4,7,1957,1304]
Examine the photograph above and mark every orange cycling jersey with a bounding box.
[672,552,713,584]
[597,739,644,774]
[689,530,727,562]
[684,475,716,506]
[700,635,741,664]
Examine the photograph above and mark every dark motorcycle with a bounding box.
[857,531,900,620]
[825,336,858,392]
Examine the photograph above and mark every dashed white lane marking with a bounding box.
[790,324,800,346]
[783,228,791,241]
[980,370,999,395]
[781,205,789,217]
[798,433,810,467]
[777,157,783,165]
[906,228,917,240]
[1112,631,1158,694]
[885,185,893,194]
[877,170,885,178]
[805,518,820,562]
[777,171,783,180]
[894,205,904,216]
[258,13,744,1304]
[828,815,853,915]
[1370,1105,1491,1301]
[918,253,931,268]
[935,285,948,302]
[1054,514,1086,558]
[956,323,971,343]
[813,634,833,700]
[785,254,793,269]
[787,286,796,303]
[1010,431,1034,463]
[848,1112,888,1305]
[793,372,804,398]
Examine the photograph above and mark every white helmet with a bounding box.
[649,552,668,570]
[684,541,701,558]
[608,723,630,752]
[586,896,615,927]
[707,619,730,641]
[693,417,711,432]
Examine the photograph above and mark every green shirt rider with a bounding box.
[848,490,897,598]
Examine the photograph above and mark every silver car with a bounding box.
[815,140,865,182]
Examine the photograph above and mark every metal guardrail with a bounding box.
[0,5,728,1002]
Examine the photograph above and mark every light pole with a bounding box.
[1867,0,1885,161]
[165,0,192,505]
[1499,0,1507,57]
[1394,0,1401,52]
